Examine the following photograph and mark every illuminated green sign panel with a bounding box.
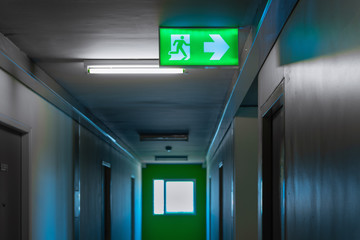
[160,28,239,66]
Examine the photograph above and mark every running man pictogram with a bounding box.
[168,34,190,60]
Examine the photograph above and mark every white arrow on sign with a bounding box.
[204,34,230,60]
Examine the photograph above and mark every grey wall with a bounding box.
[0,68,74,240]
[207,111,258,240]
[233,114,258,240]
[0,57,141,239]
[208,124,234,240]
[258,0,360,239]
[110,147,142,240]
[79,126,142,240]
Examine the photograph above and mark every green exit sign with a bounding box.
[159,28,239,66]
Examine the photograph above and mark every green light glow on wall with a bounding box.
[160,28,239,66]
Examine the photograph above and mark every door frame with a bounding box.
[101,161,112,240]
[131,176,135,240]
[259,80,286,240]
[218,161,224,240]
[0,113,30,240]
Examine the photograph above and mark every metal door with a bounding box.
[219,164,223,240]
[271,107,285,240]
[0,124,22,240]
[261,82,285,240]
[102,163,111,240]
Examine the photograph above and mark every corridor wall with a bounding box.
[207,124,234,240]
[258,0,360,238]
[79,126,142,240]
[0,45,141,240]
[207,112,258,240]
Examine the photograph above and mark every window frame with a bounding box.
[153,178,196,215]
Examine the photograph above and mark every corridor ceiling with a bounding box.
[0,0,262,163]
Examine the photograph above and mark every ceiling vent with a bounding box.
[155,156,188,161]
[140,133,188,141]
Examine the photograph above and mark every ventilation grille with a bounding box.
[140,133,188,141]
[155,156,188,161]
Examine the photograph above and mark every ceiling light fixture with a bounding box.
[85,59,183,74]
[87,66,183,74]
[86,60,183,74]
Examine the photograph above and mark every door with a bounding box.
[131,177,135,240]
[262,88,285,240]
[0,124,22,240]
[271,107,285,240]
[102,163,111,240]
[209,177,212,240]
[219,164,223,240]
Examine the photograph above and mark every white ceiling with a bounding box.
[0,0,262,163]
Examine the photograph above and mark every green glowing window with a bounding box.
[153,179,195,215]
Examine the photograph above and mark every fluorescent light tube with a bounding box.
[87,65,183,74]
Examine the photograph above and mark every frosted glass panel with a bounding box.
[166,181,194,213]
[153,180,164,215]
